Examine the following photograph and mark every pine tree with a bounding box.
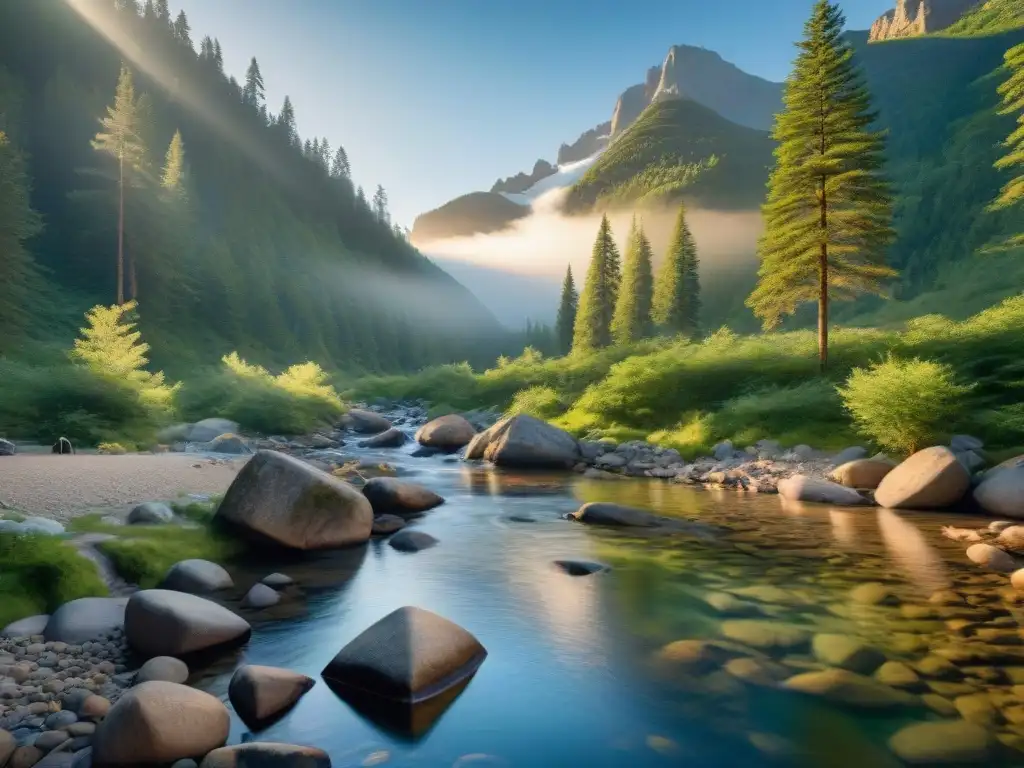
[161,129,186,196]
[276,96,297,147]
[991,42,1024,250]
[746,0,895,372]
[92,64,149,305]
[373,185,389,224]
[331,145,351,179]
[611,216,654,345]
[199,36,213,61]
[242,57,265,108]
[318,138,331,172]
[142,0,157,23]
[213,39,224,71]
[652,204,701,337]
[115,0,141,15]
[572,214,621,353]
[356,185,368,210]
[555,264,578,355]
[0,131,43,351]
[173,11,192,49]
[155,0,170,25]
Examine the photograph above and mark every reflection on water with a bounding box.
[195,454,1024,767]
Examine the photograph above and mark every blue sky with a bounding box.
[176,0,883,227]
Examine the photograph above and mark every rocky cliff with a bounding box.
[491,159,557,195]
[557,122,611,165]
[869,0,982,40]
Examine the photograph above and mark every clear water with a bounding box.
[194,446,1023,767]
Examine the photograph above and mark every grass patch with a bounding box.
[0,533,109,627]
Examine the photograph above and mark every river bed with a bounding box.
[193,442,1023,767]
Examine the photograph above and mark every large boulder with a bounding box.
[227,665,315,729]
[200,744,330,768]
[344,409,393,434]
[187,418,239,443]
[2,614,49,638]
[974,461,1024,519]
[44,598,128,644]
[828,459,895,490]
[415,415,476,451]
[359,428,407,449]
[777,475,870,506]
[216,450,372,550]
[874,446,970,509]
[0,438,16,456]
[322,606,487,704]
[362,478,444,516]
[124,589,251,658]
[127,502,174,525]
[92,681,229,765]
[464,414,579,469]
[159,559,234,594]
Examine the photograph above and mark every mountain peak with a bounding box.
[869,0,982,41]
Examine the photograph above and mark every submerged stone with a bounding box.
[553,560,608,576]
[228,665,314,730]
[783,668,916,709]
[719,621,811,652]
[888,721,997,764]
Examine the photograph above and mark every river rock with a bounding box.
[986,454,1024,483]
[127,502,174,525]
[0,517,65,536]
[777,475,869,506]
[875,446,970,509]
[831,446,868,465]
[888,720,997,764]
[966,543,1017,572]
[124,589,251,658]
[570,502,660,528]
[187,419,238,443]
[415,414,476,451]
[92,682,229,765]
[321,606,486,704]
[200,743,330,768]
[829,459,895,490]
[0,438,16,456]
[43,597,128,644]
[812,634,886,674]
[344,409,393,434]
[135,656,189,685]
[974,462,1024,519]
[657,640,762,673]
[34,731,69,753]
[361,478,444,515]
[1,730,15,767]
[208,434,249,454]
[951,434,984,453]
[359,428,407,449]
[388,530,438,553]
[160,559,234,594]
[720,621,810,651]
[9,746,42,768]
[783,668,915,708]
[78,695,110,719]
[2,615,49,639]
[553,560,608,576]
[261,573,294,588]
[874,661,921,689]
[241,584,280,609]
[215,450,372,550]
[464,414,579,469]
[227,665,314,729]
[998,526,1024,552]
[371,515,406,535]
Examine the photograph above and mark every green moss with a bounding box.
[0,533,109,627]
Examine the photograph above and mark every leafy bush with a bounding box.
[0,533,109,627]
[838,356,974,455]
[506,386,568,420]
[426,403,457,420]
[176,353,344,434]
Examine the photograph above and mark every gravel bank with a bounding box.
[0,455,247,520]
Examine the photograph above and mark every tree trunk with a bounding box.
[117,152,125,305]
[818,177,828,373]
[129,252,137,302]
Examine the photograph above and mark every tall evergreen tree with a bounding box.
[373,185,389,224]
[115,0,141,15]
[173,10,192,49]
[161,129,186,196]
[155,0,170,25]
[555,264,578,355]
[142,0,157,23]
[92,64,148,305]
[199,36,213,61]
[242,57,265,108]
[991,42,1024,250]
[318,138,331,172]
[356,185,368,210]
[746,0,895,372]
[652,204,701,337]
[276,96,297,147]
[572,214,621,353]
[611,216,654,345]
[331,145,351,179]
[0,131,43,351]
[212,39,224,72]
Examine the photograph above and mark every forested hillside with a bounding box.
[0,0,504,377]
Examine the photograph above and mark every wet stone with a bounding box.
[913,655,963,680]
[719,621,811,652]
[811,634,886,675]
[921,693,958,717]
[955,692,1003,727]
[888,721,997,765]
[849,583,899,606]
[873,661,921,690]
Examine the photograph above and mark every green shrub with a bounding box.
[838,356,974,455]
[0,533,109,627]
[506,386,568,420]
[426,403,457,420]
[176,353,344,435]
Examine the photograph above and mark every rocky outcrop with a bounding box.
[228,665,314,729]
[557,121,611,165]
[415,414,476,451]
[124,589,251,658]
[465,414,579,469]
[491,159,557,195]
[869,0,981,41]
[92,681,229,764]
[874,446,970,509]
[216,450,372,550]
[610,83,652,138]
